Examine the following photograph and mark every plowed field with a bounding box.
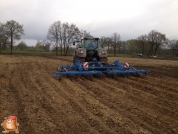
[0,55,178,134]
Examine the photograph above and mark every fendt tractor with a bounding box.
[73,37,108,63]
[54,37,150,79]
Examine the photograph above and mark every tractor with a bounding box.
[54,37,150,79]
[73,37,108,63]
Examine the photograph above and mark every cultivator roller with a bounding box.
[54,58,150,79]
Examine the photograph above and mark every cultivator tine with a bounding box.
[54,59,150,79]
[54,70,102,78]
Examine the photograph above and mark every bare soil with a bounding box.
[0,55,178,134]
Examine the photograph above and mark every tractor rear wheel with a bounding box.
[73,55,85,63]
[100,57,108,63]
[78,57,85,63]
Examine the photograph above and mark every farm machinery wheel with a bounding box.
[73,55,85,63]
[100,57,108,63]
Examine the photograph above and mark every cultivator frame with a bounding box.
[54,58,150,79]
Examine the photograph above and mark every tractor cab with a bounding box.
[82,38,99,50]
[73,37,107,62]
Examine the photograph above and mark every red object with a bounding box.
[78,49,83,54]
[6,116,17,120]
[124,62,129,69]
[101,50,106,55]
[83,62,89,70]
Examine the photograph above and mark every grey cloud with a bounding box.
[0,0,178,44]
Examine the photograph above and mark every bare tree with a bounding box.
[126,39,138,55]
[100,36,106,48]
[65,24,80,55]
[168,40,178,56]
[147,30,166,57]
[0,22,13,52]
[62,22,68,55]
[39,40,51,52]
[47,21,61,55]
[80,29,91,38]
[111,33,121,56]
[121,41,126,54]
[137,34,147,56]
[62,23,81,55]
[100,36,113,50]
[3,20,24,54]
[106,37,112,50]
[0,23,6,52]
[47,21,81,56]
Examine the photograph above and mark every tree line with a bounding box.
[101,30,166,57]
[47,21,80,56]
[0,20,178,57]
[101,30,178,57]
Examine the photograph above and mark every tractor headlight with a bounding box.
[101,50,106,55]
[78,49,83,54]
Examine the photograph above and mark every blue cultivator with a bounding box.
[54,58,150,79]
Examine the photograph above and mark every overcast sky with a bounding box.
[0,0,178,46]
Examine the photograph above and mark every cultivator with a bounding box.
[54,58,150,79]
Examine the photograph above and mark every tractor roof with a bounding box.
[82,37,100,40]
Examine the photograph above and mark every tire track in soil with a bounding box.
[103,76,177,114]
[149,74,178,86]
[7,60,35,133]
[29,58,101,133]
[50,78,116,134]
[74,77,161,134]
[78,76,177,133]
[0,59,36,133]
[28,57,90,133]
[136,65,178,80]
[128,76,178,110]
[25,62,63,133]
[101,77,178,133]
[61,78,135,134]
[129,76,178,100]
[105,77,177,123]
[0,63,16,113]
[32,61,97,134]
[142,75,178,94]
[146,74,178,91]
[115,76,178,111]
[0,63,19,130]
[25,57,91,133]
[31,56,178,133]
[121,77,178,119]
[72,77,153,134]
[1,56,178,134]
[18,60,59,133]
[11,58,66,133]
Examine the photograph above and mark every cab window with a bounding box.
[84,40,98,49]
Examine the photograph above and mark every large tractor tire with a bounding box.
[100,57,108,63]
[73,54,85,63]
